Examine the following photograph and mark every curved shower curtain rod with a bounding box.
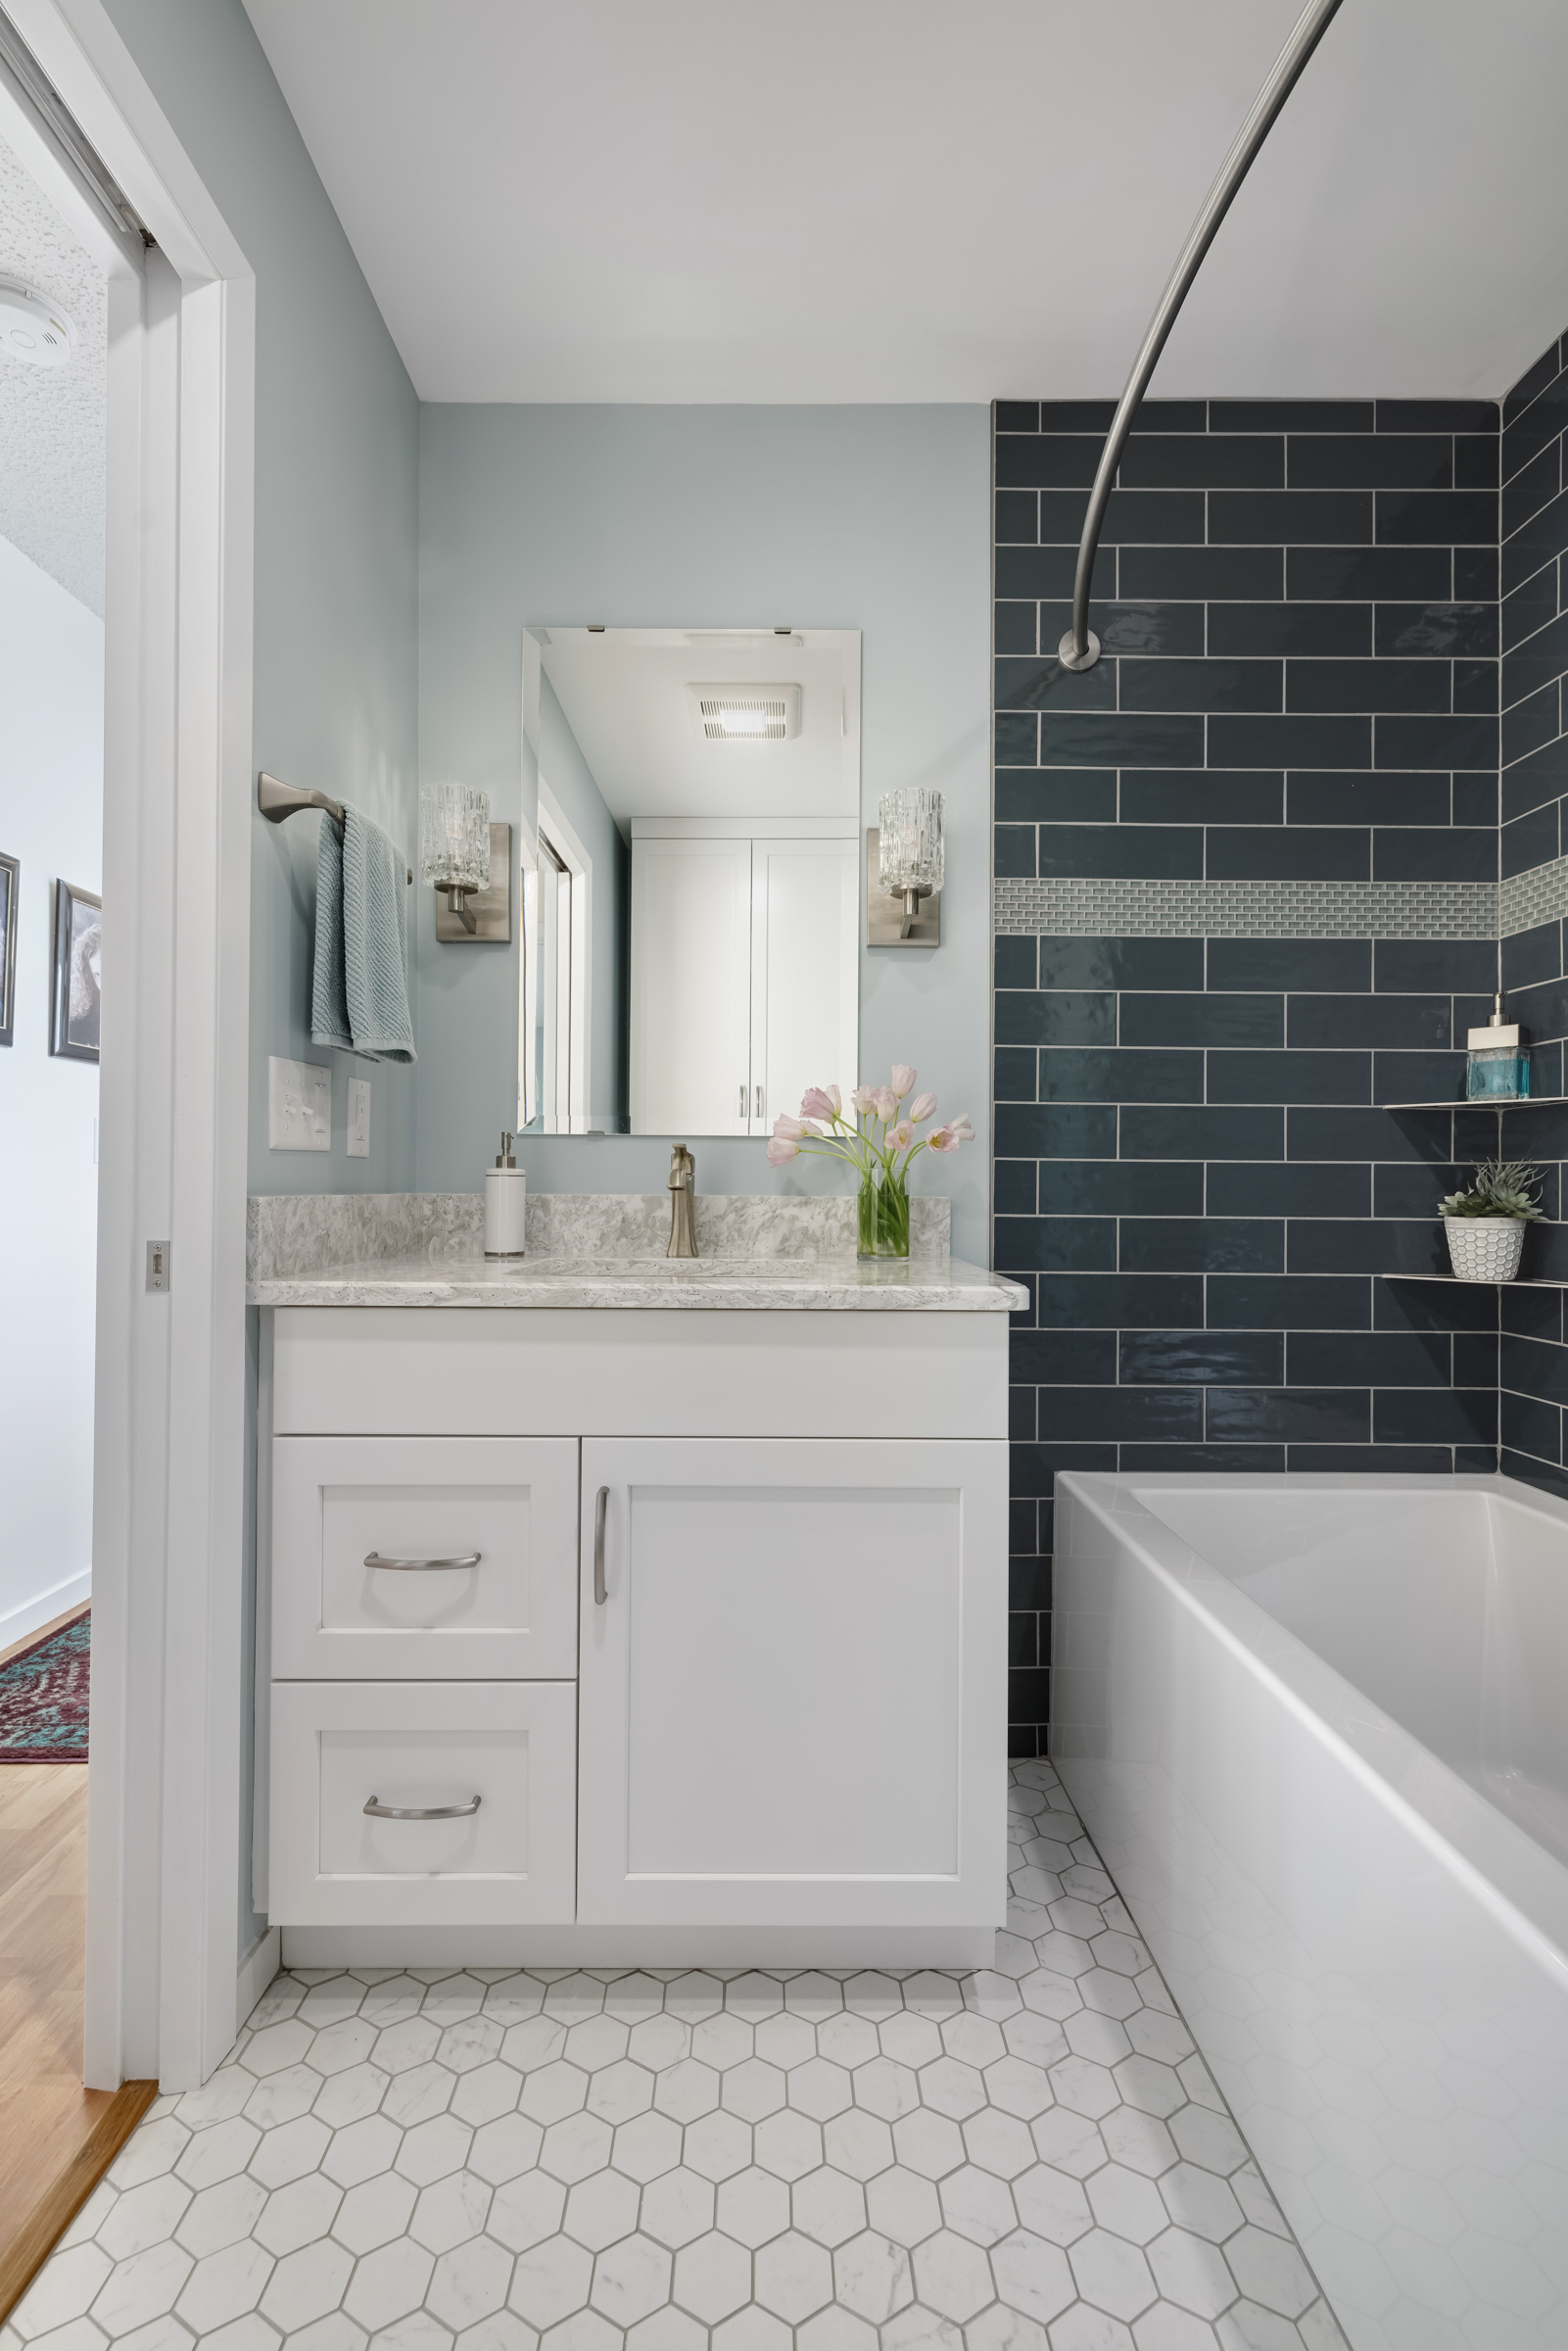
[1060,0,1346,672]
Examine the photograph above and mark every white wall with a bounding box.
[0,532,102,1646]
[417,405,992,1263]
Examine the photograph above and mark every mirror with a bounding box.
[519,628,861,1136]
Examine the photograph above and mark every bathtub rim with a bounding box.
[1054,1468,1568,1993]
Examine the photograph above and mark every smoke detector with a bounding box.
[0,278,75,366]
[686,683,802,742]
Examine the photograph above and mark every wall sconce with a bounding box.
[420,783,512,942]
[867,789,943,946]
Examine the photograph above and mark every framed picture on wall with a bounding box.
[51,880,101,1064]
[0,853,16,1047]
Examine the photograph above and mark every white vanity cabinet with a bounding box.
[259,1291,1014,1967]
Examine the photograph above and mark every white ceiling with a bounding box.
[539,630,859,827]
[242,0,1568,406]
[0,130,105,613]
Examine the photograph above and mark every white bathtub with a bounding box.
[1053,1471,1568,2351]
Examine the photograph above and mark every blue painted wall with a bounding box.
[106,0,421,1202]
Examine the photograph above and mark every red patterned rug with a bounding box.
[0,1608,89,1761]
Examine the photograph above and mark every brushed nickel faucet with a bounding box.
[667,1142,697,1258]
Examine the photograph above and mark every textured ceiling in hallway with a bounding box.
[0,128,106,616]
[242,0,1568,405]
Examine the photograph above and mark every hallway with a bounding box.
[0,1615,154,2316]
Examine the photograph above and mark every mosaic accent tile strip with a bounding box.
[993,878,1499,942]
[1501,850,1568,939]
[7,1763,1350,2351]
[995,864,1568,941]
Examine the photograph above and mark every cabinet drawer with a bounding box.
[271,1437,578,1678]
[269,1681,576,1924]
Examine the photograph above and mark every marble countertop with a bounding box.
[246,1192,1025,1312]
[248,1250,1025,1313]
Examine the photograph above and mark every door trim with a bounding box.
[10,0,257,2090]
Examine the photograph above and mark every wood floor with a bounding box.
[0,1609,157,2319]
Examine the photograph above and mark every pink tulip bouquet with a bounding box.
[767,1066,974,1259]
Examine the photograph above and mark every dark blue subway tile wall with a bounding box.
[994,392,1509,1755]
[1498,332,1568,1500]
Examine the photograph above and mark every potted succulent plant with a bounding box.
[1439,1158,1545,1282]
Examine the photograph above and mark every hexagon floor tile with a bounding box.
[3,1764,1351,2351]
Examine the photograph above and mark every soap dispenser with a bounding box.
[1466,994,1529,1101]
[485,1131,527,1257]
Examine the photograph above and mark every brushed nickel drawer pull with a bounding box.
[363,1794,481,1819]
[363,1551,481,1571]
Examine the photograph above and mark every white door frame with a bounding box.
[537,782,593,1134]
[6,0,257,2088]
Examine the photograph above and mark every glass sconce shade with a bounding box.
[419,782,491,892]
[879,790,944,896]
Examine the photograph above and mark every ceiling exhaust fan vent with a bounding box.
[686,683,802,742]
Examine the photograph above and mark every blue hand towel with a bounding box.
[310,801,415,1065]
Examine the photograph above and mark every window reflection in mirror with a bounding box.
[519,628,861,1137]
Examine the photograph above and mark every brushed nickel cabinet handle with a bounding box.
[364,1551,481,1571]
[594,1485,609,1607]
[363,1794,481,1819]
[738,1083,746,1118]
[755,1084,763,1119]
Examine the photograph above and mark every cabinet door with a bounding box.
[630,837,752,1134]
[269,1680,576,1924]
[577,1438,1008,1926]
[748,837,858,1129]
[271,1437,579,1679]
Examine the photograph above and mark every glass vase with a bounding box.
[858,1169,911,1260]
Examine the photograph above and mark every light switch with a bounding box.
[347,1078,371,1158]
[269,1055,331,1151]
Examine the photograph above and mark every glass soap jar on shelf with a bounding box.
[1466,994,1530,1101]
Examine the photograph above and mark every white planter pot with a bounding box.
[1444,1216,1526,1282]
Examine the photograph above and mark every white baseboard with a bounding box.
[279,1924,1000,1971]
[0,1569,90,1652]
[236,1926,281,2031]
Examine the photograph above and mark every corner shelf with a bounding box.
[1380,1097,1568,1111]
[1381,1271,1568,1289]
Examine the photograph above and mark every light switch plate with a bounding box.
[347,1077,371,1158]
[269,1055,331,1151]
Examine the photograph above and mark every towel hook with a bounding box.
[259,771,412,885]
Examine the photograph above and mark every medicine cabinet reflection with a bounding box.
[519,628,861,1137]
